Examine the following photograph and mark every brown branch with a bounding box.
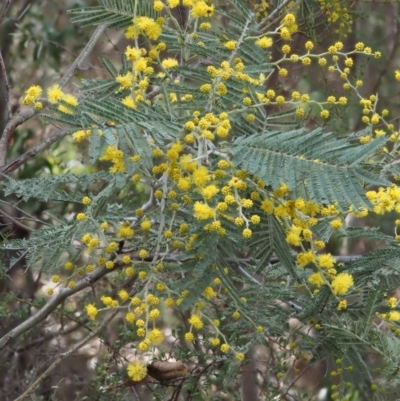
[0,24,106,168]
[12,307,120,401]
[0,207,33,232]
[0,127,72,174]
[0,0,12,25]
[0,50,11,122]
[0,263,117,351]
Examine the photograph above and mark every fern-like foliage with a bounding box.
[230,128,389,210]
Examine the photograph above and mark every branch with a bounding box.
[0,207,33,232]
[0,127,72,174]
[0,50,11,121]
[12,308,120,401]
[0,0,12,25]
[0,24,107,167]
[0,262,117,351]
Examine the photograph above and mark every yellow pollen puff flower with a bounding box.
[88,238,99,250]
[199,22,211,30]
[162,58,179,69]
[395,70,400,81]
[141,219,151,231]
[291,91,300,100]
[387,297,397,308]
[149,328,164,344]
[122,255,131,265]
[86,264,95,273]
[337,300,347,310]
[76,212,86,221]
[251,215,260,224]
[82,233,91,244]
[204,286,217,299]
[125,46,141,60]
[185,332,194,341]
[282,44,291,54]
[202,185,219,200]
[256,36,273,49]
[318,253,336,268]
[224,40,236,50]
[67,281,76,289]
[331,273,354,295]
[301,94,309,103]
[193,201,214,220]
[138,339,151,351]
[302,57,311,66]
[149,309,160,320]
[82,196,91,205]
[220,343,230,353]
[118,289,129,301]
[360,135,371,144]
[139,249,149,259]
[297,250,316,267]
[355,42,365,51]
[105,241,118,253]
[116,72,133,90]
[85,304,98,320]
[191,1,214,18]
[47,84,64,103]
[320,110,329,119]
[64,261,74,271]
[243,228,252,238]
[283,13,296,25]
[276,96,285,105]
[279,68,288,77]
[327,96,336,104]
[305,41,314,50]
[330,218,343,229]
[188,314,203,329]
[241,198,253,208]
[280,27,291,40]
[308,272,325,288]
[153,0,163,11]
[125,312,135,323]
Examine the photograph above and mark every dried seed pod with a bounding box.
[147,361,188,382]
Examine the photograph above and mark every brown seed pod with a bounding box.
[147,361,188,382]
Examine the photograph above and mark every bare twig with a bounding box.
[0,0,12,25]
[12,308,120,401]
[0,24,106,167]
[0,263,118,350]
[0,208,33,232]
[259,0,302,33]
[0,127,72,174]
[0,50,11,121]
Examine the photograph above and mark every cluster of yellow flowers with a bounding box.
[21,0,400,378]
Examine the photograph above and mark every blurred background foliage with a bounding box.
[2,0,400,400]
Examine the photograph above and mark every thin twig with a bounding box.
[259,0,302,33]
[0,262,118,350]
[0,127,72,174]
[0,0,12,25]
[0,24,106,167]
[0,199,50,226]
[12,308,120,401]
[0,208,33,232]
[0,50,11,121]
